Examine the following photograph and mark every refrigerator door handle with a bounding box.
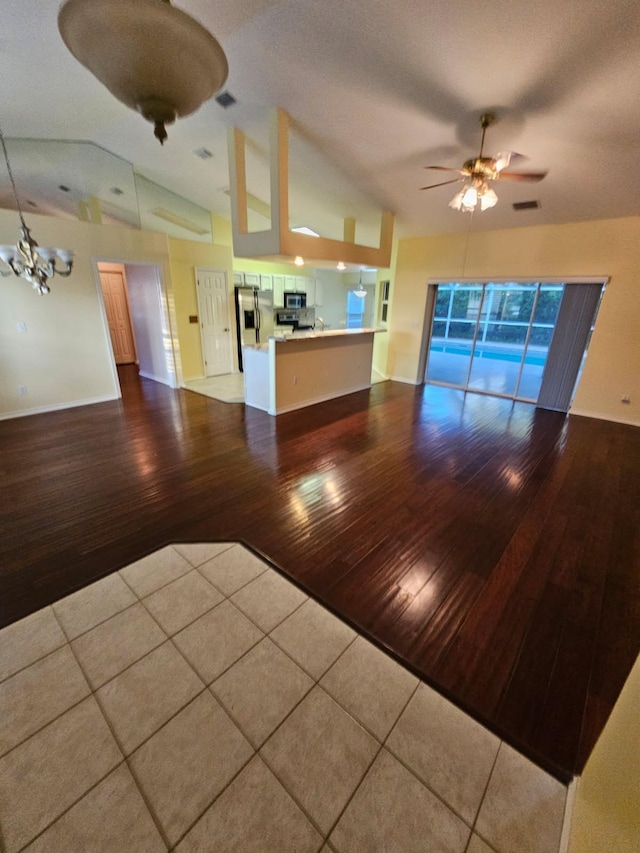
[255,290,260,342]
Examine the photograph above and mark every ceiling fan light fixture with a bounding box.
[58,0,229,144]
[480,186,498,210]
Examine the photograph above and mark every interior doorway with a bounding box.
[96,261,178,389]
[99,267,136,364]
[424,279,605,412]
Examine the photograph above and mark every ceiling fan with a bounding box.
[420,113,547,212]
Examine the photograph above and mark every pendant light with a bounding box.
[354,270,367,298]
[58,0,229,144]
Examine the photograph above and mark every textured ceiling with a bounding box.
[1,0,640,243]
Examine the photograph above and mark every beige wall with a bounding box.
[386,216,640,425]
[0,210,173,418]
[568,654,640,852]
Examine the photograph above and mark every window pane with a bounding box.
[468,285,535,396]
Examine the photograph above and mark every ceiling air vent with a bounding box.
[215,91,237,108]
[512,200,540,211]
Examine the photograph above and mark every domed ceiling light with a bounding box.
[58,0,229,145]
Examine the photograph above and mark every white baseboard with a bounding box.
[139,371,175,388]
[0,393,119,421]
[270,382,372,416]
[559,775,578,853]
[388,374,423,386]
[569,407,639,427]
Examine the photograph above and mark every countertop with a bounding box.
[242,328,386,351]
[269,327,385,342]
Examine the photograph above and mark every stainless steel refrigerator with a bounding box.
[234,286,274,371]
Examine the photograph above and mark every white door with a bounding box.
[196,269,233,376]
[99,271,136,364]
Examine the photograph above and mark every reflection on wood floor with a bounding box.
[1,365,638,781]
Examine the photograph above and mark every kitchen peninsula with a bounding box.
[243,328,384,415]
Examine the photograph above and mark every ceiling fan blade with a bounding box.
[498,170,547,182]
[493,151,528,172]
[424,165,467,173]
[419,179,464,190]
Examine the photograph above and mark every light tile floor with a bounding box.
[0,543,568,853]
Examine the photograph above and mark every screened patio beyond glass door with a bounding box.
[426,282,563,401]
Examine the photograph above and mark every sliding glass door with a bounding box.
[426,282,564,402]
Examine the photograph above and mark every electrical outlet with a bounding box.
[18,385,27,395]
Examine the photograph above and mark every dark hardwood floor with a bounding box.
[1,366,639,782]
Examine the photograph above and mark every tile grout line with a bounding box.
[255,678,388,843]
[113,564,278,847]
[465,741,505,852]
[10,760,131,853]
[318,677,425,845]
[55,603,185,852]
[0,614,67,686]
[367,677,493,835]
[161,727,257,851]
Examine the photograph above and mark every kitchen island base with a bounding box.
[243,329,384,416]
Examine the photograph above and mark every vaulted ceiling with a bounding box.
[2,0,640,244]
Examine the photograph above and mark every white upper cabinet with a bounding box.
[294,275,306,293]
[233,272,244,286]
[314,277,323,307]
[260,274,273,292]
[243,272,260,287]
[273,275,285,306]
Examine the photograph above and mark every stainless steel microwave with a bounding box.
[283,291,306,309]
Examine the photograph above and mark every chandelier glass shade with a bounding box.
[0,130,74,295]
[58,0,229,144]
[449,181,498,213]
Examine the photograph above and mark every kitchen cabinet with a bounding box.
[233,272,244,286]
[260,274,273,292]
[314,277,323,307]
[284,275,296,293]
[273,275,285,306]
[294,275,307,293]
[243,272,260,287]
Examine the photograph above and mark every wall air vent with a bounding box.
[215,91,237,108]
[512,200,540,211]
[194,147,213,160]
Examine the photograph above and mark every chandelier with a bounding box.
[449,181,498,213]
[58,0,229,145]
[0,131,74,295]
